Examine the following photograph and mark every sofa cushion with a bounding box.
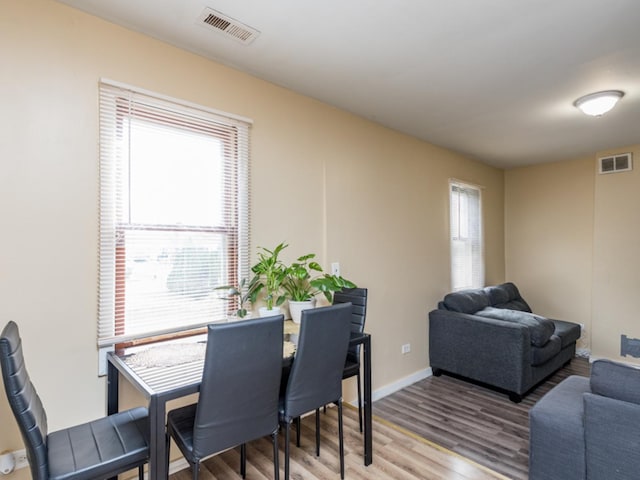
[550,319,581,348]
[485,282,532,312]
[484,284,510,305]
[442,289,488,314]
[531,335,562,366]
[475,306,555,347]
[590,359,640,405]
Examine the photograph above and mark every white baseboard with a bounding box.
[370,367,431,402]
[168,458,190,476]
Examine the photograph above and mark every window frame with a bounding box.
[449,179,484,291]
[98,79,251,350]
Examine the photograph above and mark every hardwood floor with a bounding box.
[373,357,591,480]
[167,359,590,479]
[168,404,505,480]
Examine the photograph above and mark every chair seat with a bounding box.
[48,407,149,480]
[342,359,360,379]
[166,404,198,462]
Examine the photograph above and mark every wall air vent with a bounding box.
[598,152,632,174]
[196,8,260,45]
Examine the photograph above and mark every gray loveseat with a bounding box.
[428,282,581,402]
[530,359,640,480]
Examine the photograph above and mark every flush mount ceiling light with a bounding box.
[574,90,625,116]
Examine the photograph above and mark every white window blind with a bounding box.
[98,80,251,346]
[450,180,484,291]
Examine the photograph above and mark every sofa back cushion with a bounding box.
[591,359,640,405]
[442,289,489,314]
[484,282,532,312]
[475,307,555,347]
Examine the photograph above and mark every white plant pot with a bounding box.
[289,299,317,324]
[259,306,283,318]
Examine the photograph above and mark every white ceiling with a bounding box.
[57,0,640,168]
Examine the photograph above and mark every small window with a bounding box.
[449,180,484,291]
[98,81,251,347]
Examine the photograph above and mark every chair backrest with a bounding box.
[333,287,368,359]
[282,303,352,421]
[192,315,284,459]
[0,321,48,480]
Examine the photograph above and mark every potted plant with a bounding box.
[283,252,357,323]
[251,242,288,317]
[214,276,261,320]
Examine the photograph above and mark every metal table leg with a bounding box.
[363,334,372,465]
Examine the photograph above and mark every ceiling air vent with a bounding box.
[197,8,260,45]
[598,153,633,174]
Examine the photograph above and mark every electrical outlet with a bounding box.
[331,262,340,276]
[13,449,28,470]
[401,343,411,354]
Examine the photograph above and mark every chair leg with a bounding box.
[295,416,301,447]
[284,422,291,480]
[272,430,280,480]
[138,464,144,480]
[357,370,363,433]
[338,400,345,480]
[315,408,320,456]
[241,443,247,479]
[193,462,200,480]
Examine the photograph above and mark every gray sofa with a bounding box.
[428,282,581,402]
[530,359,640,480]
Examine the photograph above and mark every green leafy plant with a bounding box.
[250,242,288,310]
[283,252,357,302]
[215,276,261,318]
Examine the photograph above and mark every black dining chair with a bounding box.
[0,321,149,480]
[166,315,284,480]
[279,302,352,480]
[333,287,368,432]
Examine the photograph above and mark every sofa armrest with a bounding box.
[428,309,531,393]
[529,376,590,480]
[584,392,640,480]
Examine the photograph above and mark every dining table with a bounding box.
[106,319,372,480]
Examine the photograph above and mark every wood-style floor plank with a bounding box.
[373,357,591,480]
[168,360,589,479]
[169,403,506,479]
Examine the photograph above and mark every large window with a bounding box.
[449,180,483,291]
[98,80,251,347]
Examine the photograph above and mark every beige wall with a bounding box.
[506,145,640,361]
[592,144,640,361]
[0,0,505,464]
[324,134,505,386]
[505,156,595,351]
